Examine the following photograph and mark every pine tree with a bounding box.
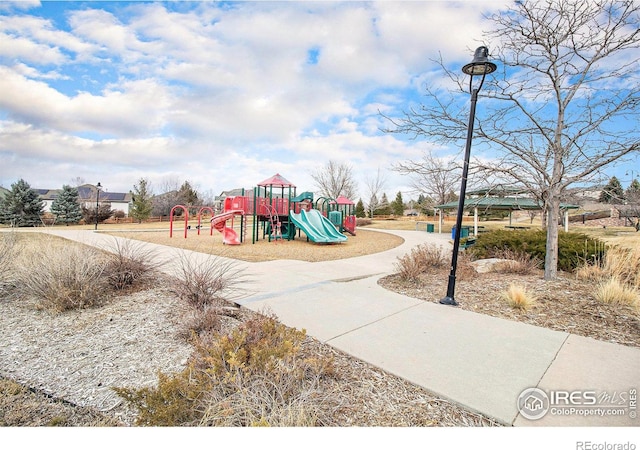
[377,193,391,215]
[599,177,625,204]
[50,185,83,225]
[391,191,404,216]
[625,179,640,204]
[355,198,366,218]
[0,179,45,227]
[130,178,154,223]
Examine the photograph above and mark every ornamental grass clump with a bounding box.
[501,284,537,311]
[594,278,639,306]
[14,236,110,312]
[102,237,162,291]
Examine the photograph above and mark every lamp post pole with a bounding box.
[440,46,496,306]
[94,182,102,231]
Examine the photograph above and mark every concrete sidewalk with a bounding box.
[39,227,640,427]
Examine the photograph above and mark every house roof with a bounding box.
[37,185,132,203]
[435,197,579,211]
[257,173,296,188]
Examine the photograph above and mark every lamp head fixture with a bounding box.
[462,46,497,76]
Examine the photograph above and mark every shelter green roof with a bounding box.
[435,197,579,211]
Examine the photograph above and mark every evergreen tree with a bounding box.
[599,177,625,204]
[130,178,154,223]
[0,179,45,227]
[391,191,404,216]
[377,193,391,215]
[50,185,82,225]
[625,179,640,204]
[354,198,366,218]
[178,181,200,215]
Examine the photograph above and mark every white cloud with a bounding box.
[0,1,513,200]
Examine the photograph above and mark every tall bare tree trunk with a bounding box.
[544,196,560,280]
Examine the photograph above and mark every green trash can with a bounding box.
[426,223,434,233]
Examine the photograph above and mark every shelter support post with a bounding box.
[474,207,478,235]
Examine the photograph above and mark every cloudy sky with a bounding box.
[0,0,636,200]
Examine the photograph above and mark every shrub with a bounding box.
[594,278,639,306]
[491,249,542,275]
[14,237,110,312]
[172,251,248,310]
[501,284,537,310]
[103,237,162,291]
[115,313,337,426]
[394,243,448,281]
[177,305,223,342]
[356,218,372,227]
[455,251,478,281]
[468,229,605,272]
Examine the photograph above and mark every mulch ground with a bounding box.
[379,268,640,348]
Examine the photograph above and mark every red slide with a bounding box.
[211,210,243,245]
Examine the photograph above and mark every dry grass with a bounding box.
[0,231,21,293]
[602,246,640,289]
[12,235,110,312]
[501,284,537,310]
[594,278,639,306]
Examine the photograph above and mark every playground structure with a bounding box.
[169,173,357,245]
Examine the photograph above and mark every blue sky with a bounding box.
[0,0,637,200]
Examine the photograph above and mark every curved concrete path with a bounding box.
[18,227,640,426]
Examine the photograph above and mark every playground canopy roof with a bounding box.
[257,173,296,188]
[435,197,580,211]
[332,195,355,205]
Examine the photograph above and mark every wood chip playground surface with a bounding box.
[101,226,405,263]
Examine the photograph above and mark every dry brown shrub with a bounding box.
[394,243,448,281]
[172,251,248,310]
[492,249,542,274]
[102,237,163,291]
[456,252,478,281]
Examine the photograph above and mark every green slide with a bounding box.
[289,209,347,243]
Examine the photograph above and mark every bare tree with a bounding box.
[311,160,358,200]
[364,168,388,218]
[383,0,640,279]
[393,150,461,206]
[153,176,182,216]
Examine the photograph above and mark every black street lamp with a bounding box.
[440,46,497,306]
[94,182,102,230]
